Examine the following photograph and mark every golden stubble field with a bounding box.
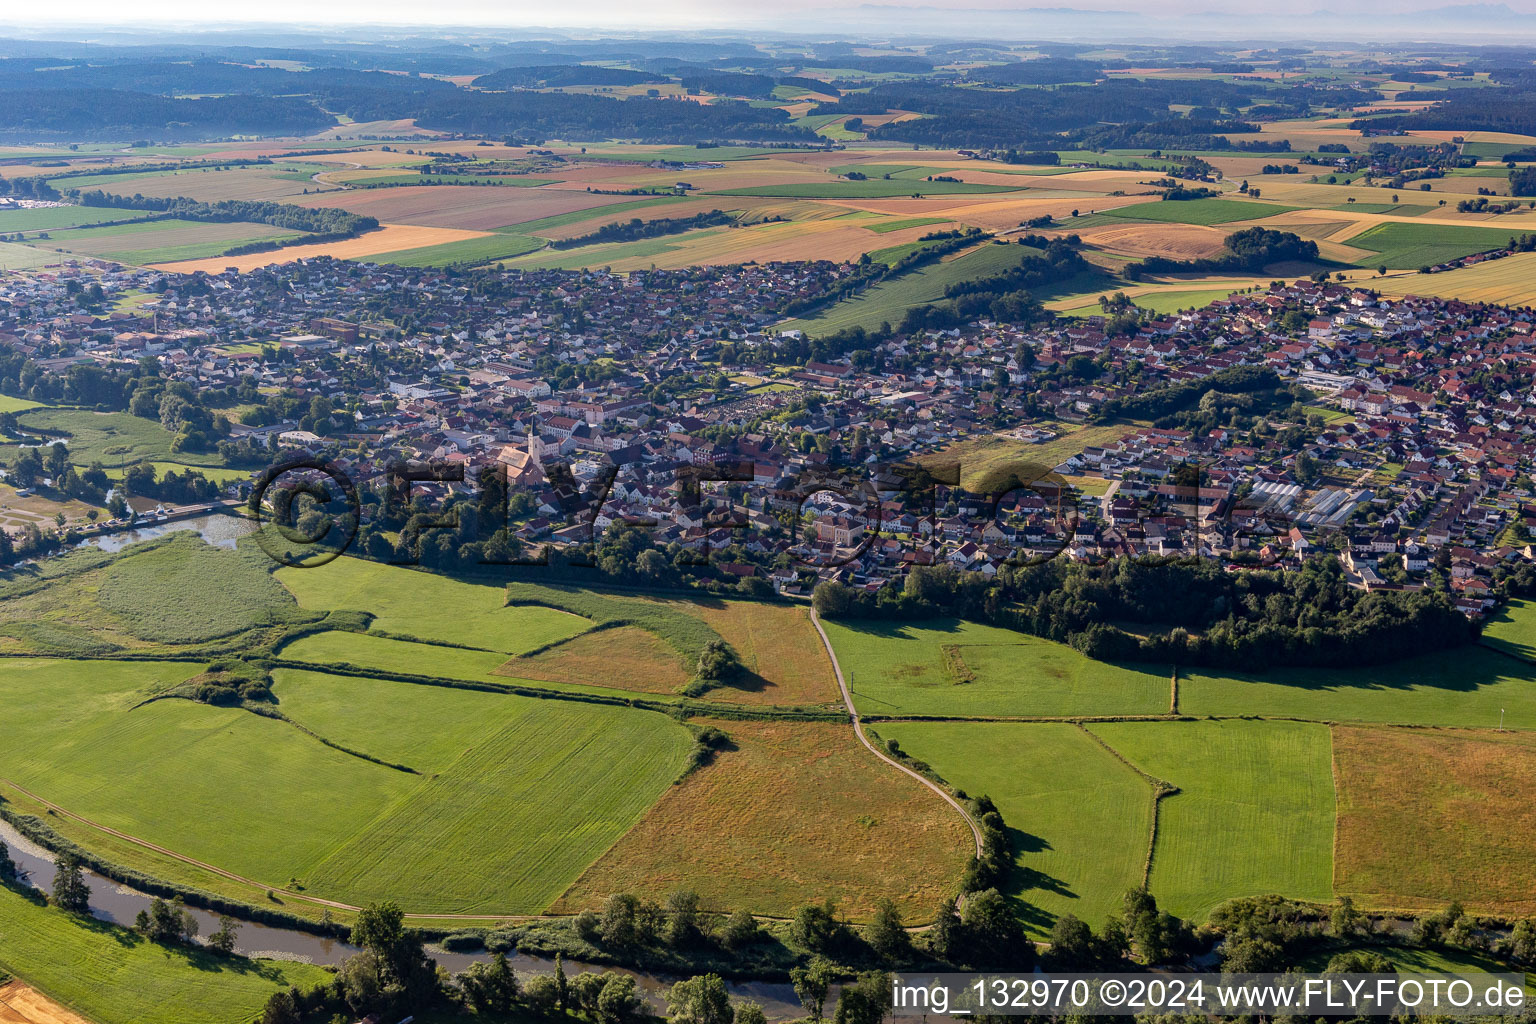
[293,185,641,230]
[550,718,970,921]
[147,223,494,273]
[1373,252,1536,307]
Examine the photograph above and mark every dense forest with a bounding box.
[402,91,813,144]
[471,65,669,89]
[0,89,331,139]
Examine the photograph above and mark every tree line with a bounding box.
[815,555,1477,670]
[550,210,737,250]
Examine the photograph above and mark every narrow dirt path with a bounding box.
[808,609,984,859]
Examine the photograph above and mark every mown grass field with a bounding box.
[875,721,1152,935]
[1,654,696,915]
[1089,720,1336,920]
[0,241,60,269]
[778,242,1037,335]
[27,217,303,266]
[0,206,160,231]
[1103,198,1297,225]
[1,658,425,899]
[0,887,328,1024]
[915,424,1134,491]
[822,618,1171,718]
[1375,252,1536,306]
[1347,221,1520,268]
[500,625,690,693]
[551,719,969,921]
[1178,645,1535,729]
[276,557,587,653]
[275,668,695,913]
[1333,725,1536,915]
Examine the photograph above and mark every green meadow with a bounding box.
[1090,720,1336,920]
[276,557,588,653]
[1480,597,1536,662]
[0,886,327,1024]
[361,232,545,267]
[1102,198,1297,225]
[272,668,694,912]
[710,180,1022,199]
[1348,222,1520,268]
[779,242,1044,335]
[823,618,1171,717]
[0,656,694,915]
[275,628,665,702]
[1179,645,1535,729]
[876,721,1152,935]
[6,406,226,467]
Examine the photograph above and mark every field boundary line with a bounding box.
[1169,665,1179,715]
[1075,725,1178,889]
[809,609,984,860]
[1328,724,1340,898]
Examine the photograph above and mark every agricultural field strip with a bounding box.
[808,608,984,858]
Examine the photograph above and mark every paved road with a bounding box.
[808,608,985,859]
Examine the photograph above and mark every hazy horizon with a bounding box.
[6,0,1536,40]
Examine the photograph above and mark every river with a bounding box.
[27,512,811,1016]
[79,512,257,552]
[0,811,807,1016]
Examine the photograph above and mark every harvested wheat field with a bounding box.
[497,625,689,694]
[550,719,970,920]
[0,982,92,1024]
[1334,725,1536,915]
[147,223,493,273]
[1374,252,1536,307]
[508,216,947,272]
[294,185,636,230]
[535,197,781,240]
[1059,221,1231,259]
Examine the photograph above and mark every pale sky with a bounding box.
[13,0,1536,36]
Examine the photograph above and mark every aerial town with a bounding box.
[5,251,1532,618]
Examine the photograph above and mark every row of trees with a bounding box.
[816,556,1477,670]
[71,189,378,246]
[551,210,737,250]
